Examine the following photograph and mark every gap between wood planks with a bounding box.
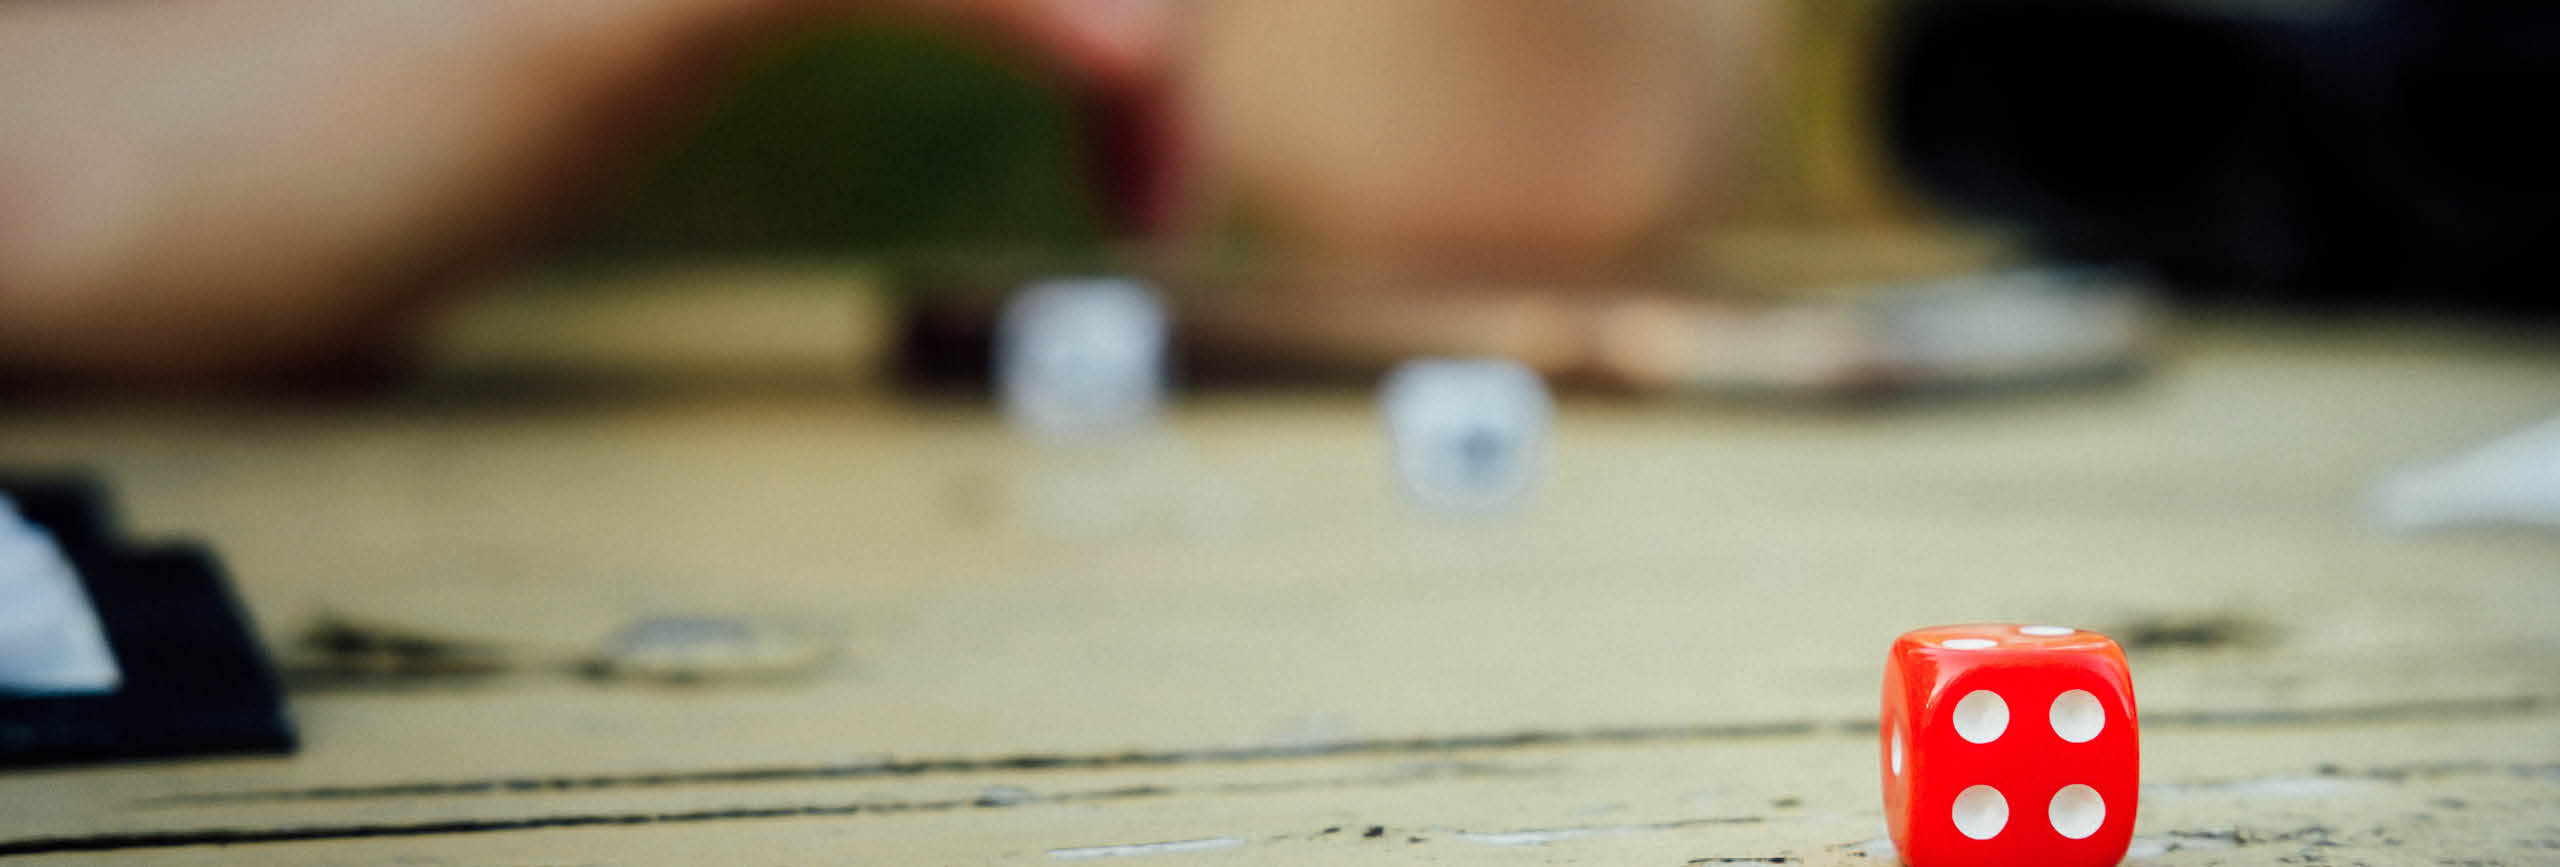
[140,692,2553,807]
[24,761,2555,859]
[14,742,2558,856]
[7,694,2539,856]
[6,764,1721,857]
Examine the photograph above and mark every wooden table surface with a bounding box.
[2,282,2556,864]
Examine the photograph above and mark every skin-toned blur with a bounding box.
[0,0,1776,382]
[1187,0,1773,279]
[0,0,1183,378]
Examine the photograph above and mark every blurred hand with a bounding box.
[0,0,1173,381]
[1188,0,1771,282]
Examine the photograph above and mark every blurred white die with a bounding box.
[1380,359,1552,512]
[0,496,121,695]
[996,278,1170,440]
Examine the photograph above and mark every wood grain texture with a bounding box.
[2,293,2555,863]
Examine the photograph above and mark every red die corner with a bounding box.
[1881,623,2138,867]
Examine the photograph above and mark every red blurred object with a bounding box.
[1077,77,1186,235]
[1881,624,2138,866]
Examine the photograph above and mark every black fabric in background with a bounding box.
[1882,0,2560,316]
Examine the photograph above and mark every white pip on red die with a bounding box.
[1881,624,2137,867]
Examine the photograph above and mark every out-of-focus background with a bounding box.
[3,1,2557,863]
[233,0,2560,392]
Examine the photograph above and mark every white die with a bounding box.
[1380,359,1552,512]
[0,496,121,695]
[995,278,1170,441]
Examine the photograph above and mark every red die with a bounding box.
[1881,624,2138,867]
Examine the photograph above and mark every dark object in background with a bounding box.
[572,27,1111,261]
[283,614,512,686]
[0,476,295,767]
[1884,0,2560,314]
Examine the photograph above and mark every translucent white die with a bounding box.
[1379,359,1552,513]
[0,495,121,695]
[995,278,1171,442]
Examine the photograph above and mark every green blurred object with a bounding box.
[571,26,1110,270]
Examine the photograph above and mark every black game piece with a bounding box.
[1,475,295,767]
